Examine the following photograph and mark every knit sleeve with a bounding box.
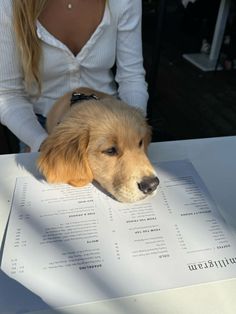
[0,0,48,151]
[115,0,149,114]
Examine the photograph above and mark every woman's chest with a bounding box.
[38,19,117,82]
[39,0,106,56]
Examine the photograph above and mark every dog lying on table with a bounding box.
[37,87,159,203]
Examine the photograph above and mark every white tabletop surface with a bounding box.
[0,136,236,314]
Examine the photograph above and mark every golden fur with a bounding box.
[37,88,159,202]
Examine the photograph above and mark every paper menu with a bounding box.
[1,160,236,308]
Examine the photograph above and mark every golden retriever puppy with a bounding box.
[37,88,159,203]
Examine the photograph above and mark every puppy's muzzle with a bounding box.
[138,176,160,195]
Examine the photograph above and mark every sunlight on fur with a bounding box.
[37,88,159,203]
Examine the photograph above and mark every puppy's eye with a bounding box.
[102,146,118,156]
[139,139,143,148]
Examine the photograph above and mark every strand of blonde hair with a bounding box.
[13,0,47,95]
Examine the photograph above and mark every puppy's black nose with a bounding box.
[138,176,159,195]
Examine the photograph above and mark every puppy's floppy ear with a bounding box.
[37,124,93,187]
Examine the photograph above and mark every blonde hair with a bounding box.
[13,0,47,95]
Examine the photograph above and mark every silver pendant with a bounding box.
[68,3,72,9]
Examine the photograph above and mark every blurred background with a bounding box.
[143,0,236,142]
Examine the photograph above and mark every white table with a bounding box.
[0,136,236,314]
[183,0,231,71]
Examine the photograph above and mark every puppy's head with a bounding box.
[38,98,159,202]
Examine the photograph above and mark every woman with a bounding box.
[0,0,148,152]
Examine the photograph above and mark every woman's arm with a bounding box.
[0,0,47,152]
[115,0,149,114]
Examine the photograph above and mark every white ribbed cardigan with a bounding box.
[0,0,148,151]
